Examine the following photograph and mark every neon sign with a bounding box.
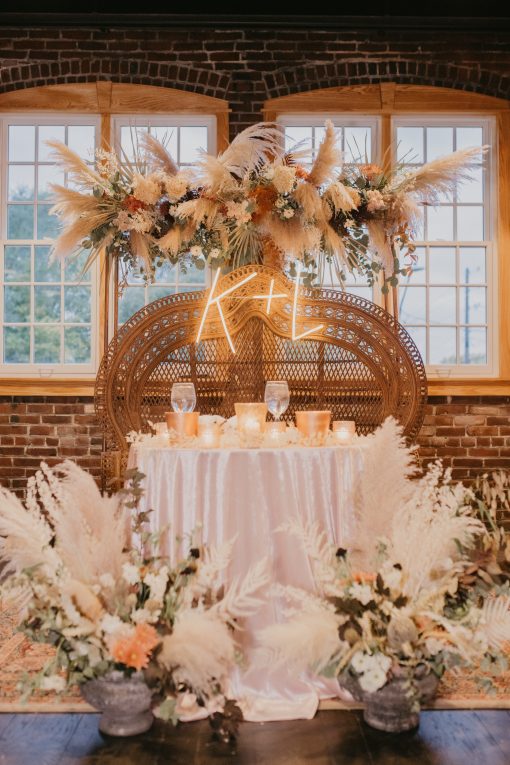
[196,266,323,352]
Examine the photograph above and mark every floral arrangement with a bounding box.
[48,122,485,290]
[0,462,267,739]
[257,421,510,710]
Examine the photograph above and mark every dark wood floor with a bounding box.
[0,710,509,764]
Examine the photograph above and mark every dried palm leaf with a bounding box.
[130,230,155,278]
[46,140,105,189]
[49,211,115,263]
[49,185,107,220]
[391,146,486,205]
[366,220,394,272]
[307,120,342,187]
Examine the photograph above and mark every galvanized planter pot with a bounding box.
[81,671,154,737]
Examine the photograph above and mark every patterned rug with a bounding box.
[1,600,509,713]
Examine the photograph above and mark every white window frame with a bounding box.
[0,112,101,379]
[110,114,216,333]
[393,115,498,379]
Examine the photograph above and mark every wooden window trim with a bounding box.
[264,84,510,397]
[0,82,230,395]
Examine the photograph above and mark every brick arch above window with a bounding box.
[0,64,231,103]
[263,63,510,103]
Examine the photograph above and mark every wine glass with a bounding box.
[171,382,196,413]
[264,381,290,422]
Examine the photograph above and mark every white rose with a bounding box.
[349,583,373,606]
[122,562,140,585]
[100,613,125,635]
[131,608,157,624]
[351,651,370,674]
[190,245,203,258]
[145,567,169,602]
[41,675,66,693]
[132,173,162,205]
[359,666,388,694]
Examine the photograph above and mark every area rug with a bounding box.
[1,600,509,713]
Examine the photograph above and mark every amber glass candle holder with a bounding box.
[165,411,200,437]
[295,410,331,441]
[332,420,356,444]
[235,403,267,435]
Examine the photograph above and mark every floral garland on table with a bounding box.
[257,421,510,711]
[48,122,485,291]
[0,462,268,741]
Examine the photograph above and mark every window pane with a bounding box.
[456,127,483,150]
[35,285,61,322]
[459,327,486,364]
[37,205,60,239]
[457,206,484,240]
[64,251,91,282]
[148,285,173,302]
[397,127,423,163]
[67,125,95,161]
[4,246,31,282]
[8,165,34,201]
[429,287,456,324]
[180,263,207,286]
[38,164,64,200]
[38,126,65,161]
[344,127,371,162]
[460,286,486,325]
[426,127,453,160]
[429,327,456,364]
[35,245,60,282]
[9,125,35,161]
[406,326,426,360]
[34,326,60,363]
[457,167,483,204]
[64,326,91,363]
[429,247,456,284]
[427,206,454,240]
[399,286,426,324]
[64,286,90,322]
[4,286,30,322]
[285,127,312,153]
[149,126,178,159]
[4,326,30,363]
[179,126,208,164]
[459,247,485,283]
[118,287,145,324]
[404,248,426,284]
[346,286,373,300]
[7,205,34,239]
[153,261,176,284]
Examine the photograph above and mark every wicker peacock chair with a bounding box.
[95,265,427,488]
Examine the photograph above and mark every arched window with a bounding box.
[265,84,510,396]
[0,82,229,393]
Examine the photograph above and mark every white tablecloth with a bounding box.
[128,443,366,722]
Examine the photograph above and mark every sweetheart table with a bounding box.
[127,442,367,722]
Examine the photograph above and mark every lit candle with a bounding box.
[332,420,356,444]
[235,403,267,436]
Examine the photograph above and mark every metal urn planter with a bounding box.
[80,671,154,737]
[340,666,439,733]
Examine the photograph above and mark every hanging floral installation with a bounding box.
[48,122,485,290]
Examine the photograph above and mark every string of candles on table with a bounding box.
[140,381,358,449]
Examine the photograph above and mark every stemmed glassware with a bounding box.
[264,381,290,422]
[171,382,197,413]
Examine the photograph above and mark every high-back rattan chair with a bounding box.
[95,265,427,487]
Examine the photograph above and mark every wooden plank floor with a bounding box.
[0,710,509,765]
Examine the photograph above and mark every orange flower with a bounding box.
[295,166,310,181]
[352,572,377,584]
[111,624,160,671]
[359,163,383,181]
[123,195,147,214]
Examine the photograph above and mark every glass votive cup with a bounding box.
[198,422,220,448]
[165,411,200,437]
[295,410,331,441]
[235,403,267,435]
[265,420,286,445]
[332,420,356,444]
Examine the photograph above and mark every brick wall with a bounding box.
[0,394,508,495]
[0,21,509,493]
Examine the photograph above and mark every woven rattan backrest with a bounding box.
[95,265,427,474]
